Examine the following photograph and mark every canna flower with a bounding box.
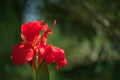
[11,20,67,68]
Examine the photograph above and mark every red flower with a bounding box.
[11,43,35,65]
[11,20,67,68]
[21,20,48,42]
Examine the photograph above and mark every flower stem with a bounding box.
[32,54,39,80]
[32,51,49,80]
[32,66,37,80]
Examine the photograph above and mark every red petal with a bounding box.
[41,20,56,45]
[39,45,55,64]
[45,53,55,64]
[41,23,48,31]
[50,45,67,68]
[56,59,67,69]
[53,47,65,62]
[11,43,35,65]
[21,21,43,42]
[40,44,67,67]
[39,45,52,59]
[39,45,46,58]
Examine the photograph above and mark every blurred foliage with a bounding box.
[0,0,120,80]
[0,0,32,80]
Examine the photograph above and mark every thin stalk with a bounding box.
[32,66,37,80]
[32,55,38,80]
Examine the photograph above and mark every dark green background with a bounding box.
[0,0,120,80]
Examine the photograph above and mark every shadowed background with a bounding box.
[0,0,120,80]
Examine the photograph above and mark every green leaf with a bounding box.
[36,61,49,80]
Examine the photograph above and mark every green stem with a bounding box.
[32,56,49,80]
[32,66,37,80]
[32,55,38,80]
[36,61,49,80]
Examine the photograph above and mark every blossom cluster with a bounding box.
[11,20,67,68]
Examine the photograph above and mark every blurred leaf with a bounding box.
[36,61,49,80]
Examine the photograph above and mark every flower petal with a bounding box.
[21,21,43,42]
[51,45,67,68]
[41,23,48,31]
[56,59,67,69]
[45,53,55,64]
[11,43,35,65]
[39,45,46,58]
[53,47,65,62]
[40,44,67,68]
[41,20,56,45]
